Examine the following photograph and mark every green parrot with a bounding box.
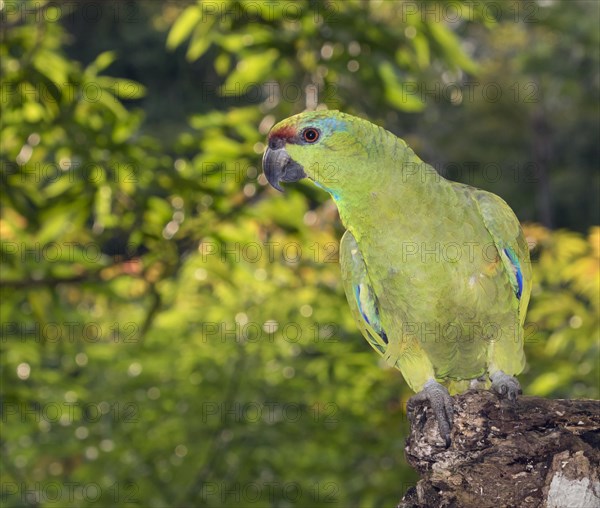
[262,110,531,445]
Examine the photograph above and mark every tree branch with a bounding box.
[399,391,600,508]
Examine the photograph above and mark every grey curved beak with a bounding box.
[262,147,307,192]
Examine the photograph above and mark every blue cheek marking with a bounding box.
[312,180,341,202]
[504,248,523,299]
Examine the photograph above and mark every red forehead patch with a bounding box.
[270,125,297,140]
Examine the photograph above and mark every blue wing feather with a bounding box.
[503,247,523,299]
[355,285,388,343]
[340,231,390,357]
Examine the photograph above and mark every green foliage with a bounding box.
[1,1,598,507]
[164,0,480,119]
[522,225,599,399]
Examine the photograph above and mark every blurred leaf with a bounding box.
[378,62,425,112]
[89,51,118,74]
[428,22,478,74]
[412,34,430,70]
[166,4,202,50]
[186,17,215,61]
[221,49,279,94]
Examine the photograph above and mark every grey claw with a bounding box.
[408,380,454,447]
[490,371,521,401]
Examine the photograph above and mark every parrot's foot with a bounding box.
[407,380,454,447]
[490,371,522,402]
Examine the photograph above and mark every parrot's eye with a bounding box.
[302,128,320,143]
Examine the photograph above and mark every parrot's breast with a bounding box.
[354,196,518,381]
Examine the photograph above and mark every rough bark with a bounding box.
[399,391,600,508]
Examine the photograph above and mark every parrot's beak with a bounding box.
[262,146,307,192]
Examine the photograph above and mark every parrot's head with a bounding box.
[263,110,390,196]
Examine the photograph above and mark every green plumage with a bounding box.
[265,110,531,395]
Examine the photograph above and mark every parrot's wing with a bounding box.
[469,187,532,324]
[339,230,389,355]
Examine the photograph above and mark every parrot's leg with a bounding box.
[490,370,522,401]
[407,379,454,447]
